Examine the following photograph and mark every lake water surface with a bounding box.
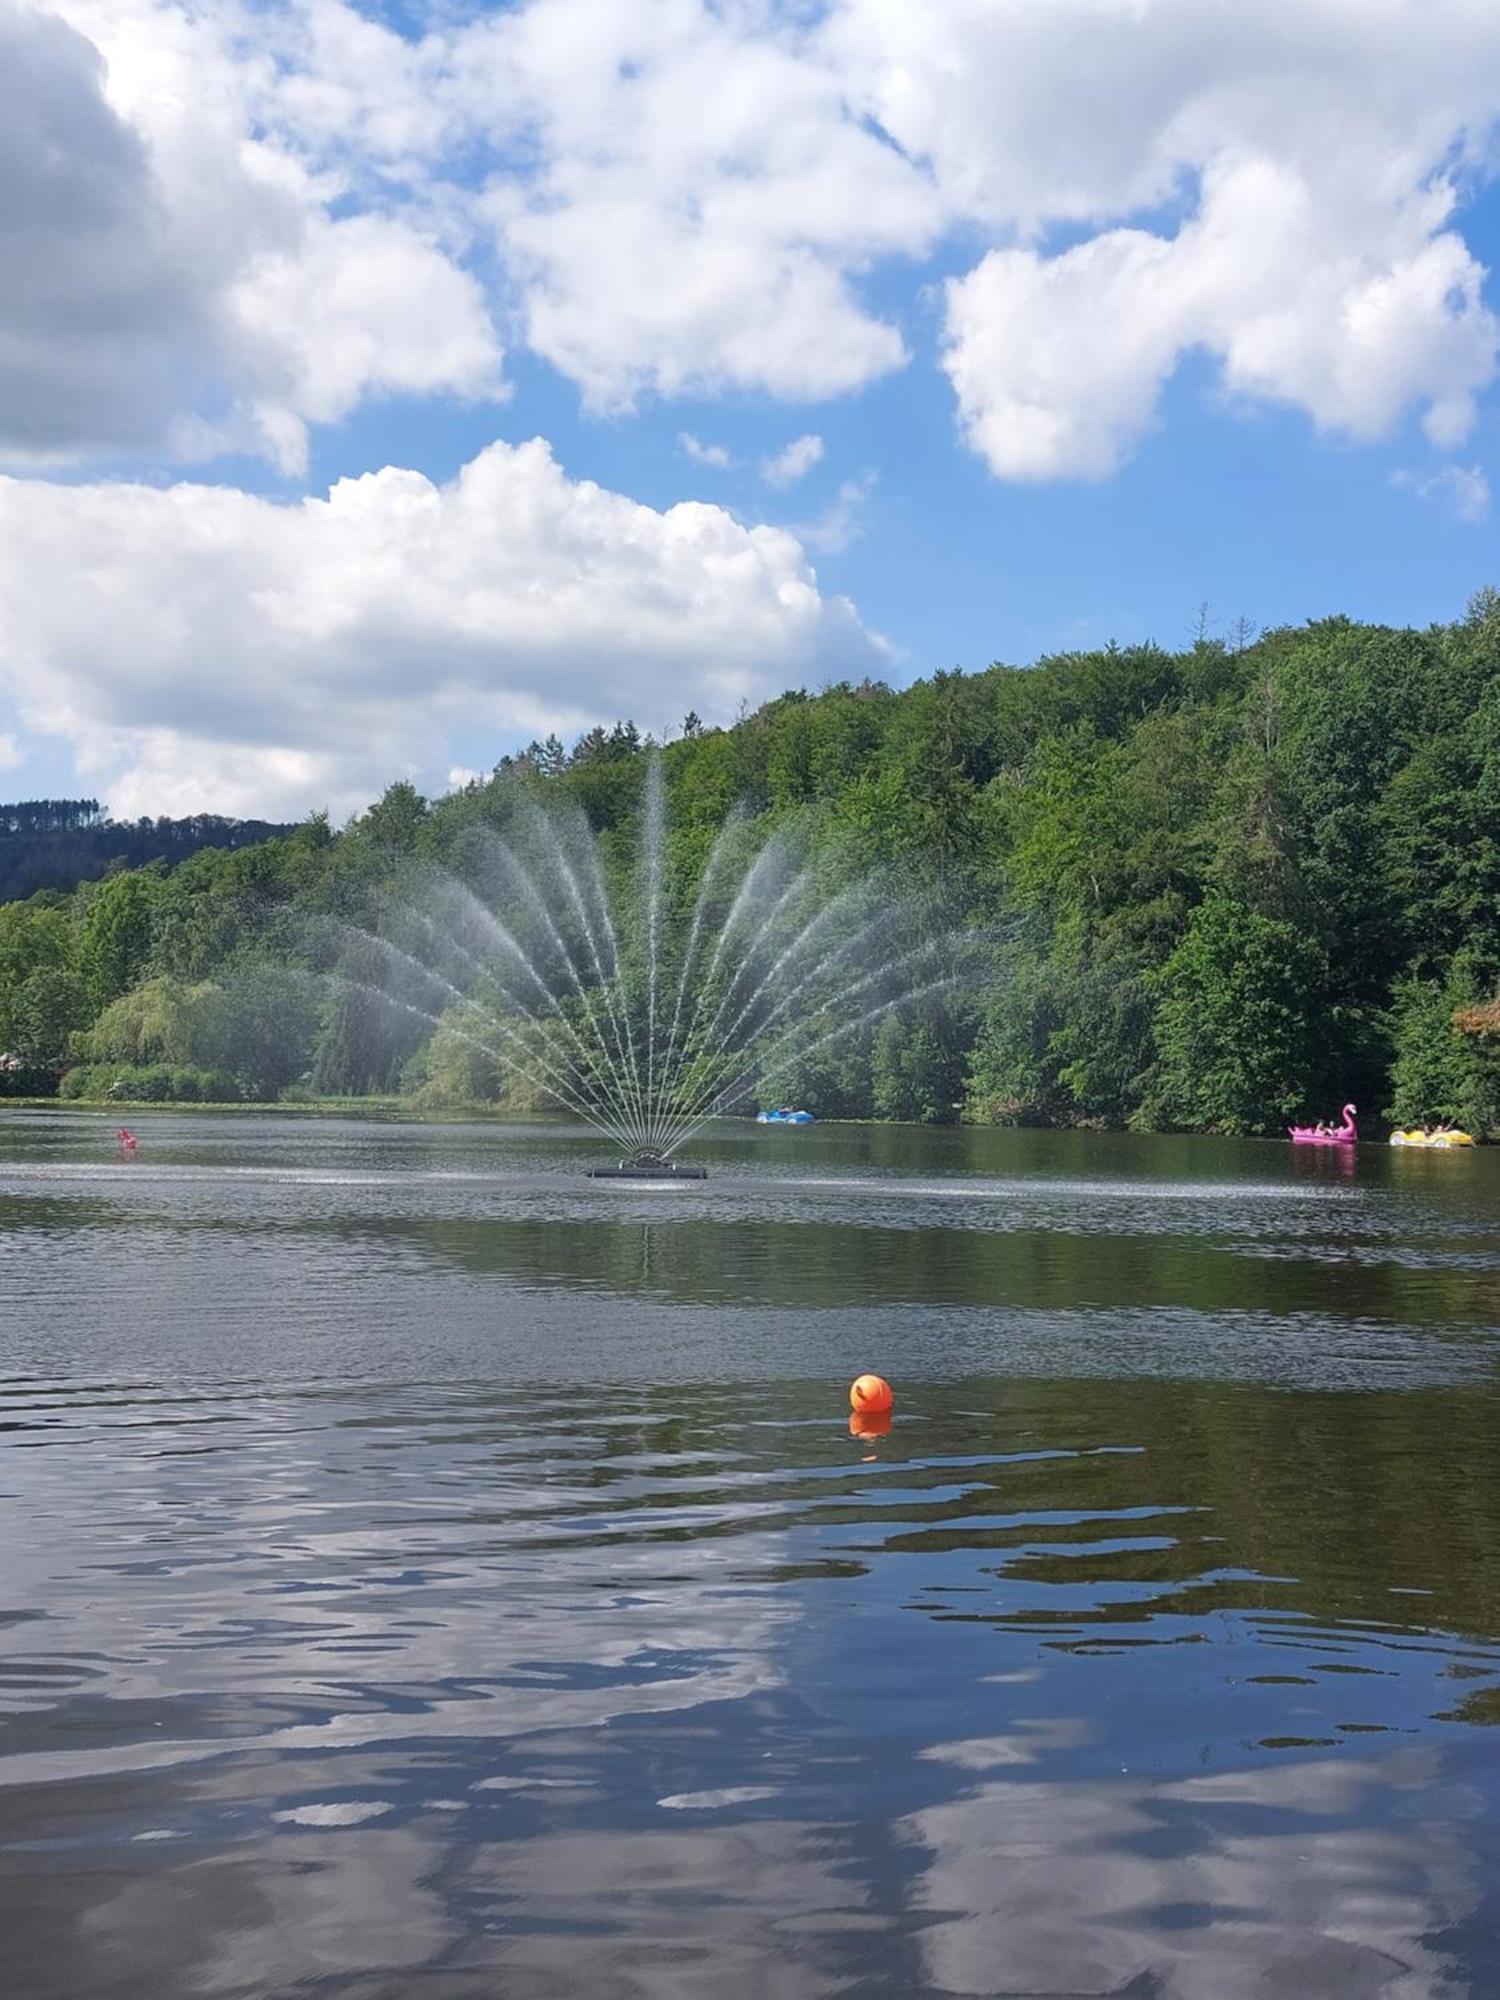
[4,1110,1500,1997]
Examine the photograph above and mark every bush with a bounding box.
[59,1063,117,1100]
[1386,968,1500,1135]
[58,1062,244,1103]
[0,1057,60,1097]
[77,967,321,1101]
[406,1014,504,1109]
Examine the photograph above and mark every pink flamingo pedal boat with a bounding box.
[1289,1103,1357,1145]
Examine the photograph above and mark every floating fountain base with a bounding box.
[586,1147,707,1182]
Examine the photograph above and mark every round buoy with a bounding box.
[849,1373,893,1417]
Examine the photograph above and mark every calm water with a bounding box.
[4,1111,1500,1998]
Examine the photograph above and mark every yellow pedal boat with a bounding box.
[1389,1128,1477,1148]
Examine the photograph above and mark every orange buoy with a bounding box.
[849,1372,893,1417]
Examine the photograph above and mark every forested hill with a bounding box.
[0,800,295,903]
[4,595,1500,1133]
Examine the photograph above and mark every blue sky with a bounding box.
[3,0,1500,819]
[283,168,1500,685]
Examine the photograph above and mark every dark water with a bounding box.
[4,1111,1500,1998]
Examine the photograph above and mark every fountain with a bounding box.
[586,1145,704,1182]
[331,757,954,1177]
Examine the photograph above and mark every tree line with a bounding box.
[0,801,294,903]
[4,593,1500,1133]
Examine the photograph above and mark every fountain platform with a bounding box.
[587,1150,707,1182]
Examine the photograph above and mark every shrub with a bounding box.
[58,1062,244,1103]
[1387,967,1500,1135]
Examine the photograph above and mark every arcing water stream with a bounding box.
[334,757,955,1160]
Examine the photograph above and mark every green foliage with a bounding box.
[1386,967,1500,1134]
[79,976,200,1066]
[760,1031,872,1120]
[1142,898,1327,1134]
[0,799,291,901]
[311,983,423,1096]
[76,965,320,1100]
[354,781,430,855]
[871,1006,967,1123]
[965,952,1071,1126]
[964,939,1153,1127]
[186,964,322,1098]
[408,1011,504,1108]
[0,896,88,1065]
[77,867,163,1011]
[60,1062,244,1103]
[13,596,1500,1136]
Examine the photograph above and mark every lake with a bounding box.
[3,1109,1500,1997]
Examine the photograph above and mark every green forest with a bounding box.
[6,594,1500,1136]
[0,799,294,902]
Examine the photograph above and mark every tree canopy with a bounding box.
[6,598,1500,1133]
[0,801,294,902]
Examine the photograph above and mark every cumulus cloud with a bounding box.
[470,0,935,408]
[761,435,825,487]
[225,213,505,474]
[0,5,214,459]
[868,0,1500,479]
[0,441,881,818]
[11,0,501,470]
[15,0,1500,480]
[943,158,1497,481]
[679,433,732,469]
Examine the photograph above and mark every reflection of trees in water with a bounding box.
[442,1375,1500,1648]
[847,1379,1500,1648]
[337,1206,1500,1332]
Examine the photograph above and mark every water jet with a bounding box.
[332,753,956,1176]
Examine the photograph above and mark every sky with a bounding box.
[4,0,1500,823]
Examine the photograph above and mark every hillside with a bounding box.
[0,800,295,903]
[4,596,1500,1134]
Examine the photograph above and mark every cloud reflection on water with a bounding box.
[6,1117,1500,1994]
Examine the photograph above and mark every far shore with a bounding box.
[3,1098,1480,1142]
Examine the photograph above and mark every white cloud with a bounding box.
[944,157,1497,481]
[469,0,936,409]
[10,0,502,471]
[10,0,1500,482]
[0,5,215,461]
[0,440,881,818]
[761,434,825,487]
[875,0,1500,479]
[0,735,21,772]
[679,433,733,470]
[1391,461,1491,523]
[227,213,504,475]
